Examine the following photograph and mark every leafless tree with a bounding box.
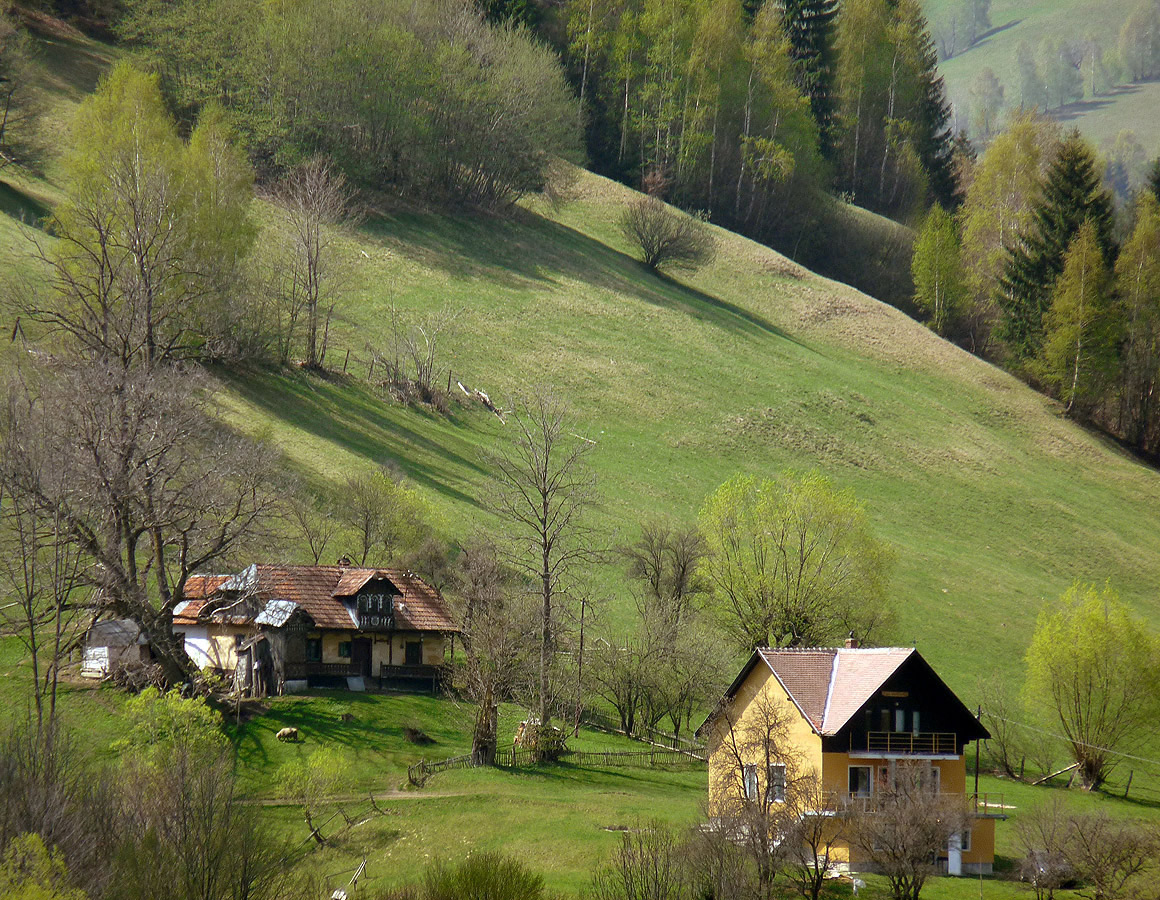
[978,674,1027,779]
[847,762,972,900]
[0,449,88,740]
[375,304,461,408]
[451,538,537,764]
[269,156,357,369]
[1067,811,1160,900]
[709,690,811,897]
[0,10,41,172]
[0,362,279,688]
[591,823,689,900]
[588,636,655,736]
[1014,796,1076,900]
[619,197,718,273]
[784,776,849,900]
[285,494,340,565]
[486,392,598,742]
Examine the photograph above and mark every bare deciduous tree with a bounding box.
[0,412,88,740]
[620,197,718,273]
[847,762,972,900]
[339,467,430,567]
[487,392,598,741]
[286,494,340,565]
[0,363,278,688]
[269,156,357,369]
[452,538,537,764]
[375,304,461,409]
[591,823,688,900]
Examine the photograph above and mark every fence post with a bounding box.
[344,349,350,373]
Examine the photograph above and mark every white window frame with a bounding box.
[849,765,873,798]
[742,764,758,802]
[960,828,972,852]
[768,763,786,803]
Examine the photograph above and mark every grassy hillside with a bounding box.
[8,8,1160,724]
[924,0,1160,152]
[7,18,1160,899]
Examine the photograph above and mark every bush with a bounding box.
[423,852,547,900]
[620,198,718,273]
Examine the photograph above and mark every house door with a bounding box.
[405,641,422,665]
[351,638,372,677]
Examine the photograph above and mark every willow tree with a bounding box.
[698,471,894,651]
[1024,583,1160,790]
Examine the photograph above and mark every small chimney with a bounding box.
[336,555,352,567]
[845,631,859,649]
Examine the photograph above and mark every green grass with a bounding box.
[9,18,1160,899]
[923,0,1160,152]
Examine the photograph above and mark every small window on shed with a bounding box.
[338,641,352,658]
[306,639,322,662]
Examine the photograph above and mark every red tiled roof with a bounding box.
[176,565,457,633]
[756,648,837,731]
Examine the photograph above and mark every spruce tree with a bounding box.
[896,0,959,209]
[775,0,840,157]
[1149,156,1160,202]
[997,130,1116,362]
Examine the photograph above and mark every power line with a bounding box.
[986,713,1160,770]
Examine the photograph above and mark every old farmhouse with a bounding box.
[172,564,458,695]
[699,639,1001,876]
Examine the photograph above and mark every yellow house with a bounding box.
[698,640,1001,876]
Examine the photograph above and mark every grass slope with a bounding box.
[7,21,1160,899]
[924,0,1160,151]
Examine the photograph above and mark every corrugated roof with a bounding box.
[255,599,302,627]
[177,565,457,633]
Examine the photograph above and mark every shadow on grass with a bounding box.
[0,181,50,227]
[364,207,805,347]
[219,366,487,508]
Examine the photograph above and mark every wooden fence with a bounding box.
[409,745,706,786]
[579,709,706,755]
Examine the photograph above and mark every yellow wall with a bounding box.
[704,662,994,869]
[706,665,823,815]
[311,632,448,668]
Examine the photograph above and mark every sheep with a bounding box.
[340,713,355,723]
[276,727,299,742]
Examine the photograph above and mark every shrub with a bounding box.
[620,198,718,273]
[423,852,546,900]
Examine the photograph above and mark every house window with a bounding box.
[961,829,971,852]
[742,765,758,802]
[768,763,786,802]
[234,634,245,647]
[405,641,422,665]
[306,639,322,662]
[849,765,872,798]
[338,641,352,658]
[912,710,921,735]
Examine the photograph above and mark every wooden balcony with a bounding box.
[284,661,360,679]
[860,731,958,755]
[378,663,447,692]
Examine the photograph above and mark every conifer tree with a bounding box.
[1148,156,1160,202]
[775,0,840,157]
[998,130,1115,362]
[911,204,965,335]
[1040,220,1114,415]
[895,0,959,209]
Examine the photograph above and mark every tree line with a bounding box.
[116,0,580,210]
[911,113,1160,456]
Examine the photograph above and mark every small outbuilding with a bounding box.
[81,618,151,678]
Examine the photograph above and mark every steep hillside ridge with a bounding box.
[925,0,1160,150]
[4,22,1160,710]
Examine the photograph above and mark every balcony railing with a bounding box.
[862,731,958,755]
[836,791,1005,816]
[379,663,448,692]
[284,661,360,679]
